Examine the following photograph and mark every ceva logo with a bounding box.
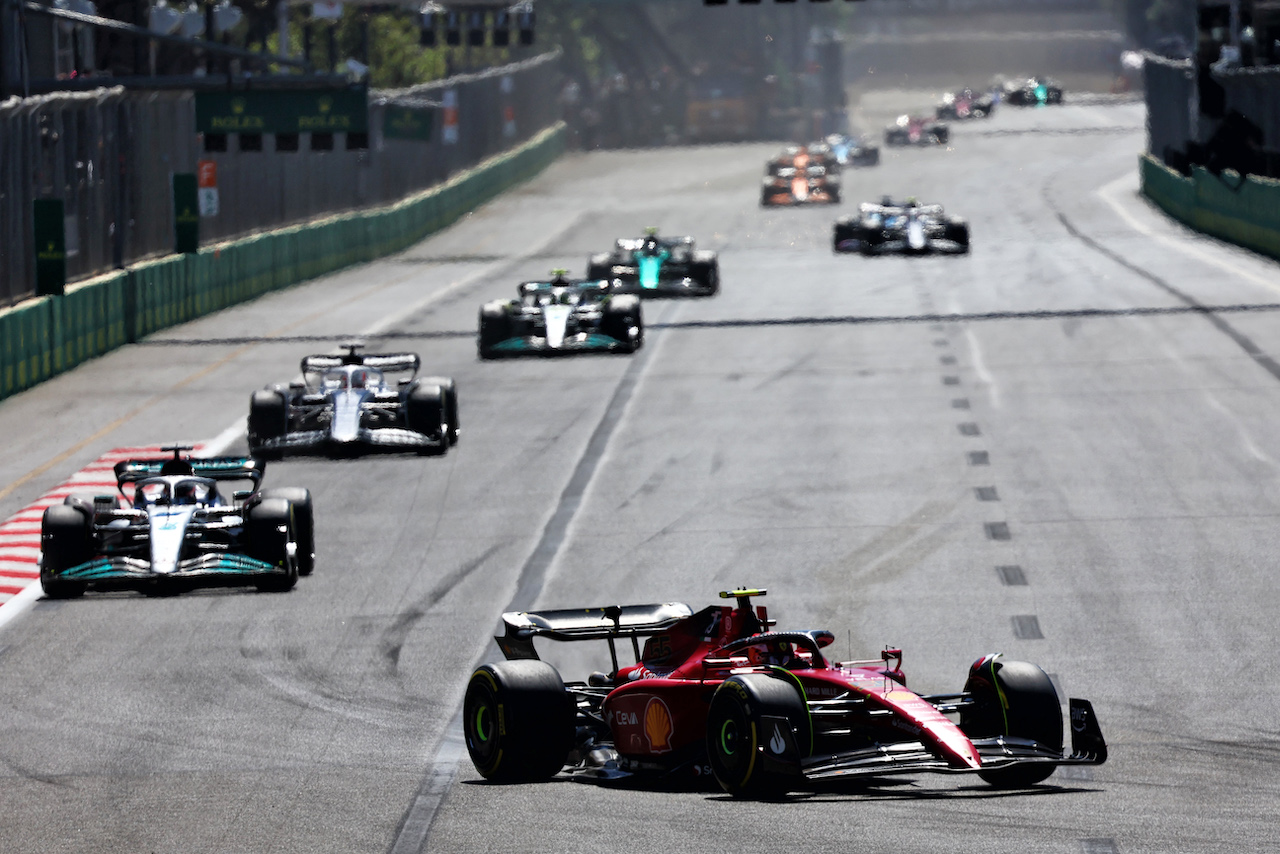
[644,698,673,753]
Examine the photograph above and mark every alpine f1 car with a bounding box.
[834,198,970,255]
[884,114,950,147]
[478,272,643,359]
[935,87,996,120]
[464,588,1106,798]
[248,343,458,458]
[39,447,314,598]
[824,133,880,167]
[761,147,841,206]
[586,229,718,298]
[1002,77,1064,106]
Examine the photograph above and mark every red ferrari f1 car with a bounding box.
[463,589,1107,798]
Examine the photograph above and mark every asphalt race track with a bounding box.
[3,98,1280,853]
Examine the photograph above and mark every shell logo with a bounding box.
[644,698,674,753]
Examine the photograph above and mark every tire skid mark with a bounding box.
[387,303,677,854]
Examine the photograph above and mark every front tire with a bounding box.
[602,294,643,352]
[260,488,314,576]
[245,498,298,592]
[406,382,448,455]
[478,303,510,360]
[40,504,92,599]
[463,660,575,782]
[706,673,810,799]
[960,655,1063,787]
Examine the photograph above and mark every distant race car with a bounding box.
[824,133,880,167]
[587,229,719,297]
[761,146,841,206]
[248,343,458,458]
[462,588,1107,797]
[39,447,314,598]
[935,87,996,120]
[1002,77,1064,106]
[884,114,950,146]
[833,198,970,255]
[478,272,643,359]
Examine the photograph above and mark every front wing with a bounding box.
[252,426,444,455]
[50,553,290,591]
[781,698,1107,783]
[486,332,632,356]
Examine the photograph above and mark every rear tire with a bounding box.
[248,389,288,460]
[960,656,1063,787]
[691,252,719,296]
[586,253,613,282]
[463,660,575,782]
[245,498,297,592]
[260,488,315,576]
[707,673,810,799]
[40,504,92,599]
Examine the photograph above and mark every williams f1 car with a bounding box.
[834,198,970,255]
[463,588,1106,798]
[884,115,950,147]
[40,447,314,597]
[248,343,458,458]
[936,87,996,120]
[762,146,841,206]
[824,133,880,167]
[478,272,643,359]
[1002,77,1063,106]
[586,229,718,298]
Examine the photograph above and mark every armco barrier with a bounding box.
[0,123,565,402]
[1140,153,1280,262]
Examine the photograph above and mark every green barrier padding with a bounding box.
[1141,152,1280,262]
[0,123,565,403]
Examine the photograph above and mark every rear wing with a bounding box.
[496,602,693,664]
[300,353,421,375]
[114,455,265,488]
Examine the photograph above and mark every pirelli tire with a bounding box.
[244,497,298,593]
[40,504,92,599]
[248,389,288,459]
[707,673,810,799]
[478,303,510,360]
[463,660,575,782]
[833,222,861,252]
[960,655,1063,787]
[690,251,720,296]
[405,381,448,455]
[419,375,460,446]
[260,488,315,576]
[602,294,643,352]
[586,253,614,282]
[944,218,971,253]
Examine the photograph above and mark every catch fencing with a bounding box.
[1143,53,1196,167]
[0,51,562,307]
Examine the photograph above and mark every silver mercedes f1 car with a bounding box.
[248,343,458,458]
[478,272,643,359]
[834,198,970,255]
[39,447,314,597]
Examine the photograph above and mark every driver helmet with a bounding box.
[173,482,202,505]
[351,369,367,389]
